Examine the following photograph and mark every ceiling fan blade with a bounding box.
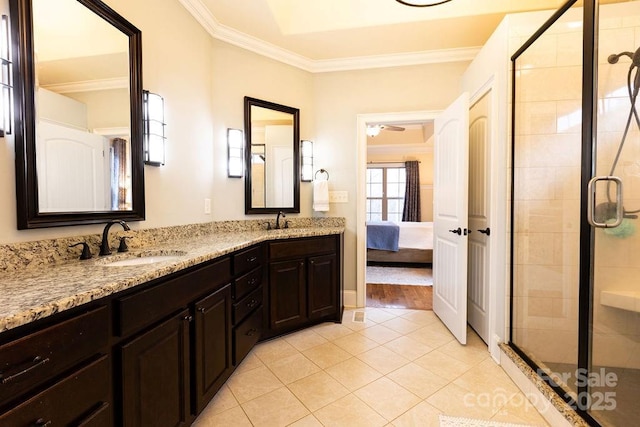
[382,125,405,131]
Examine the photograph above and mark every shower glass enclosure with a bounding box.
[511,1,640,426]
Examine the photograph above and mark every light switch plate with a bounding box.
[204,198,211,214]
[329,191,348,203]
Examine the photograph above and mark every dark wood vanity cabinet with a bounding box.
[115,257,232,426]
[193,284,233,414]
[0,305,111,427]
[308,253,339,320]
[269,258,307,332]
[120,309,191,427]
[231,245,264,365]
[265,235,343,338]
[0,235,340,426]
[0,356,112,427]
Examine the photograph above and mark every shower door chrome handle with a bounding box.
[587,176,623,228]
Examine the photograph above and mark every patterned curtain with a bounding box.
[110,138,128,210]
[402,160,421,222]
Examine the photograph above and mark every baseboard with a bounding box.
[343,290,358,308]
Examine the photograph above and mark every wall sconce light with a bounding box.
[0,15,12,137]
[301,140,313,182]
[143,90,166,166]
[227,128,244,178]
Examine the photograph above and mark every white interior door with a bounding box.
[467,92,491,343]
[37,121,108,212]
[433,92,470,345]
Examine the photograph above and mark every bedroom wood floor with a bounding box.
[366,284,433,310]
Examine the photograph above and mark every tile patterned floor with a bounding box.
[192,308,549,427]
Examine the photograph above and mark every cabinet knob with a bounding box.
[246,299,258,308]
[184,315,193,322]
[33,419,52,427]
[198,307,206,313]
[248,256,258,262]
[246,328,258,337]
[248,278,257,286]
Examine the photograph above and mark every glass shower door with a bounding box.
[590,2,640,425]
[511,0,583,403]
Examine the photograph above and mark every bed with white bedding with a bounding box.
[367,221,433,264]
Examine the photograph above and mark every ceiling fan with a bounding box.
[366,124,405,137]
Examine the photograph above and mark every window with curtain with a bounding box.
[366,166,406,222]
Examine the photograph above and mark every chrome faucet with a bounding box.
[99,220,131,256]
[275,211,286,230]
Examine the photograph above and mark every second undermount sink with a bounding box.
[98,250,188,267]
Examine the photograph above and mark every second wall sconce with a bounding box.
[143,90,166,166]
[0,15,12,137]
[301,140,313,182]
[227,128,244,178]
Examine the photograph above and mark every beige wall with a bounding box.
[0,0,467,293]
[209,39,315,220]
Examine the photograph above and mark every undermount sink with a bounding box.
[98,250,187,267]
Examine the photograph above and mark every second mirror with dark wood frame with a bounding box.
[11,0,145,229]
[244,97,300,214]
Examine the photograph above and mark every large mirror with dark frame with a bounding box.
[11,0,145,229]
[244,97,300,214]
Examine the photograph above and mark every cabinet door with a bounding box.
[121,309,191,427]
[308,254,338,320]
[269,259,306,332]
[193,284,232,414]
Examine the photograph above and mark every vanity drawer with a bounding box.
[269,236,336,260]
[115,257,231,337]
[234,306,263,365]
[0,355,111,426]
[234,267,262,300]
[0,305,108,407]
[233,246,262,276]
[233,286,262,324]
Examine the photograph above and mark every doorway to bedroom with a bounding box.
[364,121,434,311]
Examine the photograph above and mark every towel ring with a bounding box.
[314,169,329,181]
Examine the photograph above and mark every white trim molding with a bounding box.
[343,290,358,308]
[312,47,480,73]
[41,77,129,94]
[178,0,479,73]
[356,110,442,308]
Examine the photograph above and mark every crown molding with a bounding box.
[313,47,480,72]
[41,77,129,94]
[178,0,479,73]
[214,24,313,72]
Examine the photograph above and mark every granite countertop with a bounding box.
[0,226,343,334]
